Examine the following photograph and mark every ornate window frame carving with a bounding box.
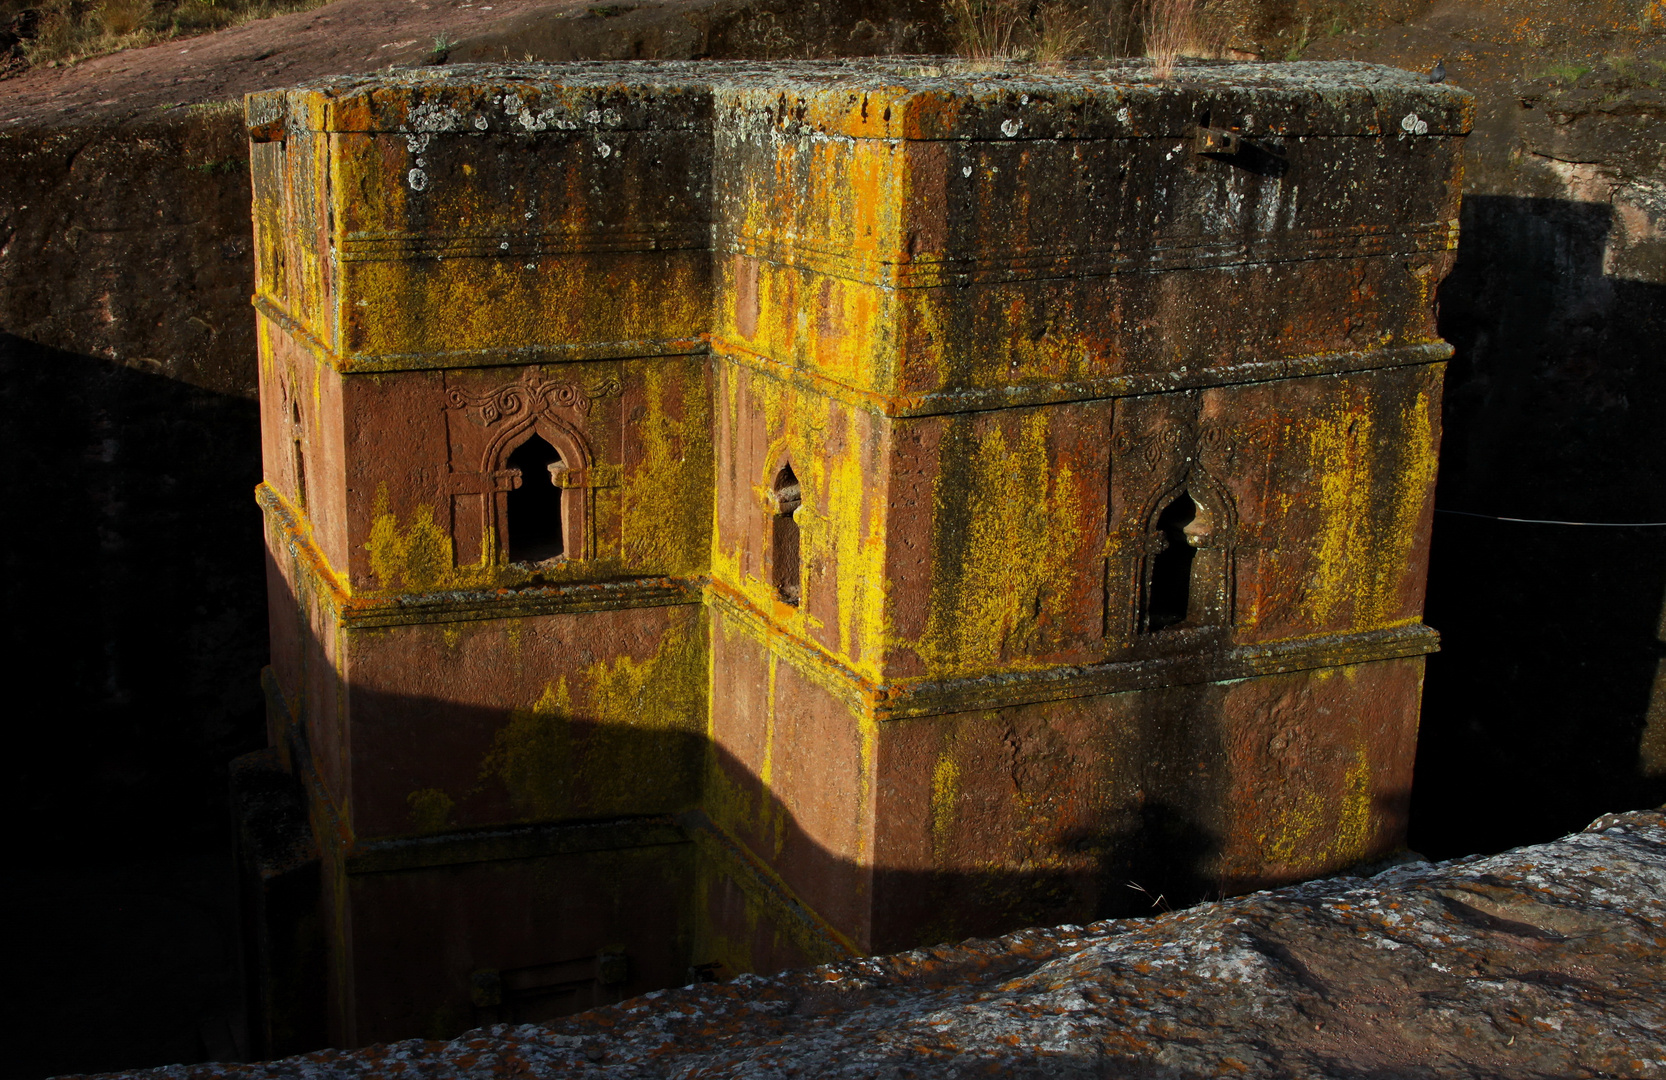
[445,371,622,566]
[1136,465,1238,638]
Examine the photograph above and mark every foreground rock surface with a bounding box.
[93,809,1666,1079]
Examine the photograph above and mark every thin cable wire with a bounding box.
[1435,508,1666,528]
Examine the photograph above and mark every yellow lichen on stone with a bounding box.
[406,788,456,833]
[816,412,888,673]
[1304,383,1438,630]
[584,621,704,735]
[367,483,456,593]
[576,618,706,813]
[479,678,575,821]
[1264,725,1374,870]
[1306,409,1374,628]
[916,411,1085,676]
[621,361,712,575]
[930,742,960,861]
[1332,742,1374,863]
[1365,387,1439,626]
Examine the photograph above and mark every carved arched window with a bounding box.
[493,420,590,566]
[505,434,566,563]
[1146,491,1197,631]
[769,462,802,605]
[1140,475,1234,634]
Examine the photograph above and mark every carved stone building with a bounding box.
[242,59,1469,1050]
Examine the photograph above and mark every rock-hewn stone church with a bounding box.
[243,58,1468,1049]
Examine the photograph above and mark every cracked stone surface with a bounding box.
[83,809,1666,1079]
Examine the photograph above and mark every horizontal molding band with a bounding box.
[706,583,1438,721]
[336,337,711,374]
[257,483,702,627]
[678,809,858,963]
[879,624,1440,720]
[340,223,711,262]
[254,294,709,374]
[717,340,1454,419]
[345,816,691,875]
[722,219,1459,290]
[335,577,703,628]
[335,218,1453,278]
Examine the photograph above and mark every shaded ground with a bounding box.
[80,809,1666,1079]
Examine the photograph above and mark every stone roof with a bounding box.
[88,808,1666,1079]
[250,57,1473,138]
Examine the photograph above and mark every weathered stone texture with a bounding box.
[89,808,1666,1079]
[246,58,1464,1046]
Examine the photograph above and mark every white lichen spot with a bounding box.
[499,241,510,250]
[1401,112,1429,135]
[1000,118,1021,137]
[407,168,427,192]
[598,142,612,158]
[1116,106,1131,123]
[962,165,973,178]
[586,109,601,124]
[405,132,432,155]
[473,116,489,130]
[406,102,465,136]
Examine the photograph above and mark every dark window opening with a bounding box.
[290,400,307,508]
[1147,491,1197,632]
[292,440,307,509]
[772,462,802,605]
[507,434,565,563]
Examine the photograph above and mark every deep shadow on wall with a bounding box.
[237,680,1290,1052]
[1416,195,1666,858]
[0,333,267,1079]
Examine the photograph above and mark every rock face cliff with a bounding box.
[88,808,1666,1079]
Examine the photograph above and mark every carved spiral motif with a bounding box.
[446,371,623,426]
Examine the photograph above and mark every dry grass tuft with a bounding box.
[943,0,1097,62]
[1140,0,1200,78]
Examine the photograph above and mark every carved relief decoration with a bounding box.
[446,371,624,427]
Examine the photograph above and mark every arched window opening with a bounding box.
[1147,491,1198,632]
[290,400,307,509]
[506,434,566,563]
[771,462,802,605]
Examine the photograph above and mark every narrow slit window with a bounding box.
[772,463,802,605]
[1147,491,1197,632]
[507,434,565,563]
[290,401,307,509]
